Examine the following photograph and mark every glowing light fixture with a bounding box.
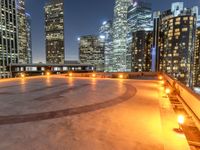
[165,88,171,94]
[69,73,73,77]
[21,73,25,78]
[158,75,163,80]
[178,115,185,125]
[119,74,123,79]
[92,74,96,78]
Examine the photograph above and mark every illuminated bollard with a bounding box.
[158,75,163,80]
[177,115,185,131]
[165,88,171,95]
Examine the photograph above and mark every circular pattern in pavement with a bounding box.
[0,83,137,125]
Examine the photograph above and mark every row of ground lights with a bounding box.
[158,75,185,131]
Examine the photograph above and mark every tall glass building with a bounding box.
[159,2,197,87]
[0,0,18,78]
[99,21,113,72]
[112,0,131,72]
[45,0,65,64]
[79,35,105,72]
[26,13,32,64]
[194,27,200,87]
[17,0,29,64]
[131,30,153,72]
[127,1,153,71]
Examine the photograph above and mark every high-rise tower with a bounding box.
[99,21,113,72]
[17,0,29,64]
[112,0,131,72]
[45,0,65,64]
[0,0,18,78]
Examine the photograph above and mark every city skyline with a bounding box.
[26,0,200,63]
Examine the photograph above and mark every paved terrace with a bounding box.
[0,75,190,150]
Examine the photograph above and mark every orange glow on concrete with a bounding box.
[178,115,185,125]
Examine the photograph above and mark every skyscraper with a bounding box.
[127,1,153,71]
[112,0,131,72]
[17,0,29,64]
[45,0,65,64]
[0,0,18,78]
[131,30,153,72]
[79,35,105,71]
[159,2,197,86]
[194,27,200,87]
[26,13,32,64]
[152,11,160,72]
[99,21,113,72]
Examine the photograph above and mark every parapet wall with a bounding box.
[163,73,200,130]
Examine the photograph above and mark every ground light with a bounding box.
[158,75,163,80]
[165,88,171,95]
[160,80,165,85]
[92,73,96,78]
[21,73,25,78]
[177,115,185,131]
[119,74,123,79]
[69,73,73,77]
[46,72,50,76]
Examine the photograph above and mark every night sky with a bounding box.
[25,0,200,63]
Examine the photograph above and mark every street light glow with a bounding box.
[46,72,50,76]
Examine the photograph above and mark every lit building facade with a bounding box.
[26,13,32,64]
[131,30,153,72]
[159,2,197,86]
[194,27,200,87]
[0,0,18,78]
[99,20,113,72]
[127,1,153,71]
[45,0,65,64]
[79,35,105,71]
[112,0,131,72]
[17,0,29,64]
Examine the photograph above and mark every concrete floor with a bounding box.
[0,75,190,150]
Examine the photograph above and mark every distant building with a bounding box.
[79,35,105,71]
[0,0,18,78]
[17,0,29,64]
[158,2,197,86]
[26,13,32,64]
[152,11,160,72]
[99,20,113,72]
[127,1,153,72]
[194,27,200,87]
[45,0,65,64]
[112,0,131,72]
[131,30,153,72]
